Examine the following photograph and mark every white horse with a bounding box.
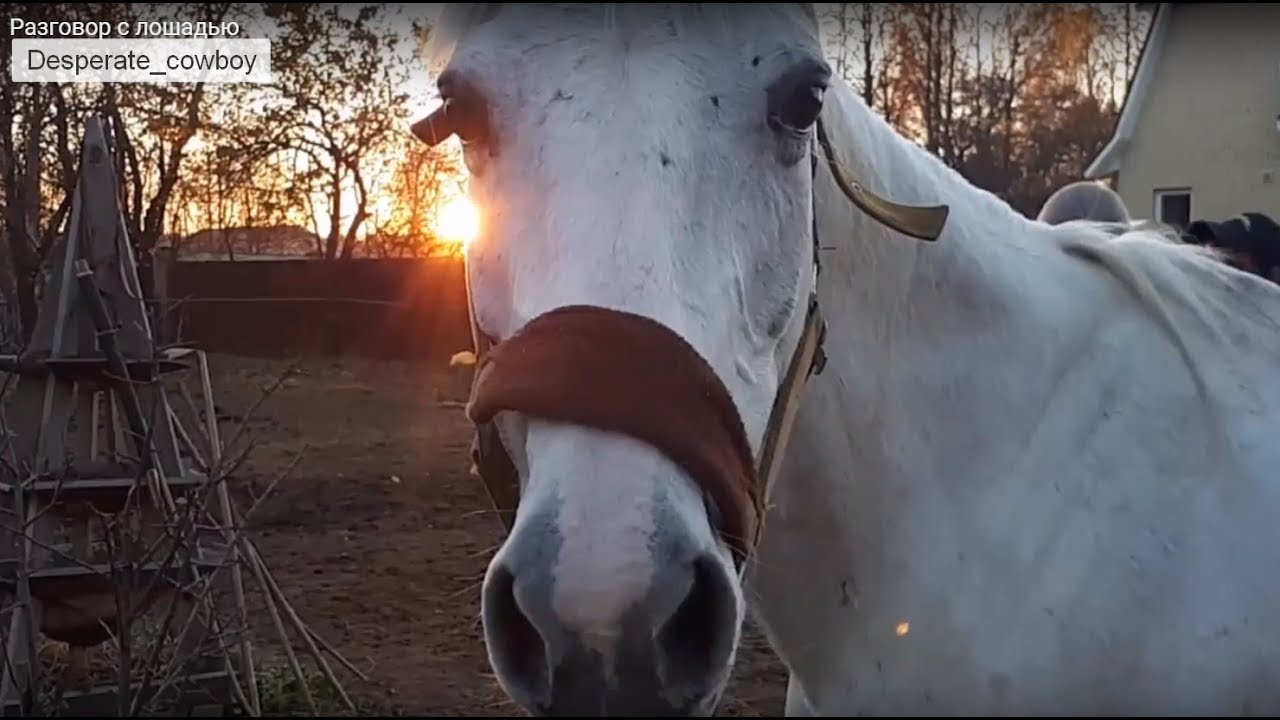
[415,4,1280,715]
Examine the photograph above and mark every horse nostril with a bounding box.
[655,554,738,691]
[483,564,550,704]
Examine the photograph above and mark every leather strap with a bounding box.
[753,295,826,516]
[469,420,518,531]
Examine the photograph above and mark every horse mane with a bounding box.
[1056,225,1233,398]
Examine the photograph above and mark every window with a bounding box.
[1154,188,1192,230]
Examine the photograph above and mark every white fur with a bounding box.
[431,3,1280,715]
[753,64,1280,716]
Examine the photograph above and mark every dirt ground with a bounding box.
[208,352,789,716]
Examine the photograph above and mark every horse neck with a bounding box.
[807,81,1057,467]
[833,81,1040,297]
[816,81,1040,318]
[747,83,1067,679]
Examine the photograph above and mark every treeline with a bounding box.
[1,2,462,341]
[0,3,1150,342]
[820,3,1149,214]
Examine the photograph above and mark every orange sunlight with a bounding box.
[434,195,481,252]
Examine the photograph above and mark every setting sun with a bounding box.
[434,195,481,250]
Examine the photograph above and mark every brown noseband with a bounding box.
[416,108,950,566]
[467,305,774,562]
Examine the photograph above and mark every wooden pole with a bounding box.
[197,350,260,716]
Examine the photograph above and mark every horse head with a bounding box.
[411,4,944,714]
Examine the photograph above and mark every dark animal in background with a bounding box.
[1037,181,1133,225]
[1182,212,1280,283]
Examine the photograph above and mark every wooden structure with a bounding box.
[0,115,253,716]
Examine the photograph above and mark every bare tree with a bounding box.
[365,136,466,259]
[0,2,106,340]
[249,3,413,260]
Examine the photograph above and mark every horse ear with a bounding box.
[815,120,950,242]
[409,100,460,147]
[844,179,950,242]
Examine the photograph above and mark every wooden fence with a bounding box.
[157,255,474,364]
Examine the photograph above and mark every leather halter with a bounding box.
[455,118,948,567]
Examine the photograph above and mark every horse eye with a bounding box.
[769,84,825,133]
[766,59,832,135]
[437,72,492,146]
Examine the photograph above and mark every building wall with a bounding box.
[1115,3,1280,224]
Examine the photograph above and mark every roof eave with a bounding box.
[1084,139,1126,180]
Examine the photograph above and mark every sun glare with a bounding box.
[435,195,481,251]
